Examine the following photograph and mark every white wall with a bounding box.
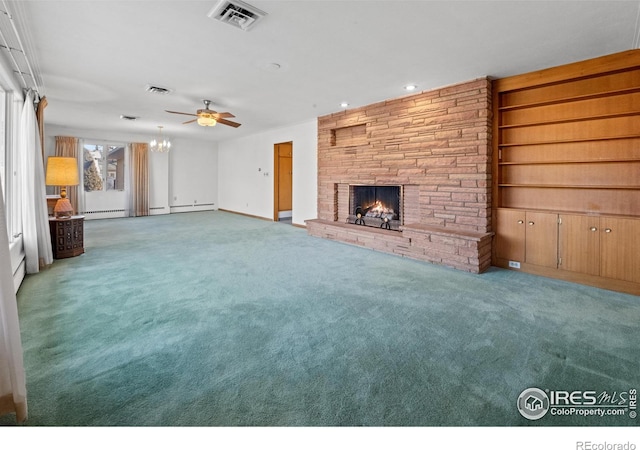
[149,148,169,215]
[169,137,218,214]
[217,119,317,226]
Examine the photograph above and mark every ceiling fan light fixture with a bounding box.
[197,116,217,126]
[166,99,240,128]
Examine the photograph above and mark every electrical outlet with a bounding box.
[508,261,521,269]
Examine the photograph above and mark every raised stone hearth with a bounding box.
[307,78,494,273]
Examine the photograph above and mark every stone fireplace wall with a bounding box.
[307,78,493,273]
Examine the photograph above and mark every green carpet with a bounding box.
[2,211,639,426]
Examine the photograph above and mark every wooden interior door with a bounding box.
[559,214,600,275]
[600,217,640,283]
[525,211,558,268]
[495,209,525,262]
[273,142,292,220]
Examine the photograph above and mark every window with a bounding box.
[0,88,6,202]
[83,142,125,192]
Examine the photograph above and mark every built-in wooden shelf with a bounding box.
[498,184,640,189]
[498,86,640,112]
[498,158,640,165]
[492,49,640,295]
[498,111,640,129]
[498,134,640,147]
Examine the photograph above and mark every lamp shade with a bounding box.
[46,157,79,186]
[197,116,217,127]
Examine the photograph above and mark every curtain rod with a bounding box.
[0,1,40,96]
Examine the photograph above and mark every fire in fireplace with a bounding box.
[349,185,401,230]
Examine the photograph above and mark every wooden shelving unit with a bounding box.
[491,50,640,295]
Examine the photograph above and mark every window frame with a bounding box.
[82,141,126,194]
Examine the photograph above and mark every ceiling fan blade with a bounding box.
[216,118,241,128]
[214,112,235,119]
[182,119,198,125]
[165,110,197,117]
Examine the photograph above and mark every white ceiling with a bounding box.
[9,0,640,142]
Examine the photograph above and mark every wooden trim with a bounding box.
[491,75,502,226]
[273,141,293,222]
[493,49,640,93]
[498,86,640,112]
[494,258,640,296]
[0,394,26,423]
[273,144,279,221]
[218,208,272,222]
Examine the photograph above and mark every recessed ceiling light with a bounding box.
[404,84,418,91]
[340,102,349,108]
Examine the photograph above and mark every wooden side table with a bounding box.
[49,215,85,259]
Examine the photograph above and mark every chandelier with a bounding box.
[150,126,171,152]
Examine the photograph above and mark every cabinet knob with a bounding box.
[604,228,612,233]
[590,227,598,232]
[517,220,524,224]
[528,221,535,226]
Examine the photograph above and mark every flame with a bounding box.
[365,201,395,220]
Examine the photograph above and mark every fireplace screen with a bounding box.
[349,185,401,230]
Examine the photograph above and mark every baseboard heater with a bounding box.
[82,209,126,215]
[172,203,216,208]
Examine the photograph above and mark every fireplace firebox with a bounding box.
[349,185,401,231]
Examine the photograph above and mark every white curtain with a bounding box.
[19,91,52,273]
[0,172,28,423]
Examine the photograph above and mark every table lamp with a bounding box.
[45,156,79,218]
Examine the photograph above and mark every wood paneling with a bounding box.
[524,211,558,269]
[495,209,525,261]
[600,217,640,284]
[559,214,600,276]
[499,187,640,216]
[492,49,640,294]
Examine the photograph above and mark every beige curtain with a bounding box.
[54,136,78,214]
[36,96,47,161]
[130,142,149,217]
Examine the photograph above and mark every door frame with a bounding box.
[273,141,293,221]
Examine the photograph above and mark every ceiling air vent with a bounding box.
[145,84,173,95]
[207,0,267,31]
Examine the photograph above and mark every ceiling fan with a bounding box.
[165,100,241,128]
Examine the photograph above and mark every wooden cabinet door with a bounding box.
[495,209,525,262]
[525,211,558,268]
[559,214,600,275]
[600,217,640,283]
